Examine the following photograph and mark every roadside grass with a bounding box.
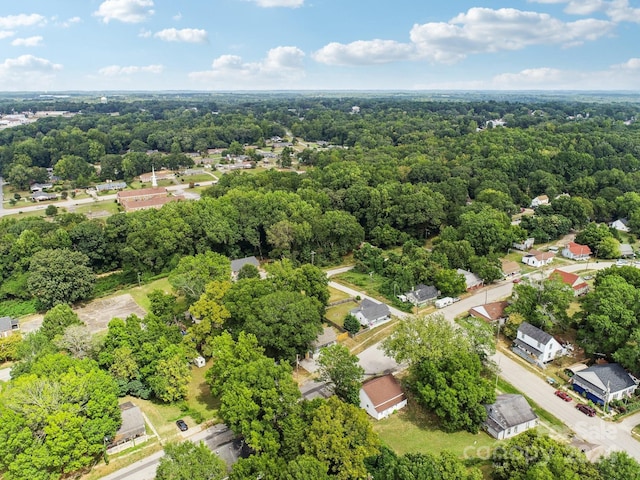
[71,200,121,216]
[343,317,401,355]
[84,442,163,480]
[332,271,388,302]
[175,173,216,183]
[372,401,497,458]
[1,208,46,218]
[328,286,352,303]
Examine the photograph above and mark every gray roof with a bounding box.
[574,364,637,395]
[113,402,145,442]
[312,326,337,349]
[230,256,260,273]
[406,284,438,303]
[0,316,18,332]
[96,182,127,191]
[518,322,554,346]
[31,191,57,199]
[350,298,390,322]
[485,394,538,430]
[620,243,634,257]
[456,268,483,288]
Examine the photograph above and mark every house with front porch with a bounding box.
[571,363,638,406]
[513,322,565,366]
[484,394,538,440]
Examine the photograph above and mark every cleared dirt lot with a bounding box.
[19,294,147,334]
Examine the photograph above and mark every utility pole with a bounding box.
[310,250,315,265]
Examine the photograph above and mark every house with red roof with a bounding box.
[562,242,592,261]
[550,269,589,296]
[469,301,510,324]
[359,374,407,420]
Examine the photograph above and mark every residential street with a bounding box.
[99,424,236,480]
[320,260,640,461]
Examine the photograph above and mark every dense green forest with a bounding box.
[3,94,640,479]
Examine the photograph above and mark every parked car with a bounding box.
[513,278,521,284]
[576,404,596,417]
[554,390,572,401]
[176,419,188,431]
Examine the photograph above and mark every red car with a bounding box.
[554,390,572,402]
[513,278,522,284]
[576,404,597,417]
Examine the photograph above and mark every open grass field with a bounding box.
[333,271,388,302]
[122,277,173,311]
[324,301,355,328]
[186,358,220,421]
[71,200,121,217]
[372,401,497,458]
[328,286,352,303]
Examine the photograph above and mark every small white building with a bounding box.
[194,356,206,368]
[513,322,565,366]
[350,298,391,328]
[562,242,592,261]
[512,238,535,251]
[359,374,407,420]
[610,218,630,233]
[521,250,555,268]
[484,394,538,440]
[530,195,549,208]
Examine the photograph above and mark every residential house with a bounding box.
[513,322,565,366]
[484,394,538,440]
[530,195,549,208]
[521,249,555,268]
[469,301,509,325]
[402,284,439,307]
[0,316,19,338]
[350,298,391,328]
[549,269,589,296]
[95,181,127,192]
[30,182,53,192]
[230,256,260,280]
[308,326,338,359]
[30,191,57,202]
[108,402,146,448]
[571,363,638,406]
[610,218,630,232]
[562,242,592,261]
[501,260,521,278]
[457,268,484,290]
[512,238,535,251]
[359,374,407,420]
[619,243,634,258]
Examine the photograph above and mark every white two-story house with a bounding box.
[513,322,565,367]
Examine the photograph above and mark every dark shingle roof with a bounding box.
[230,256,260,273]
[350,298,390,322]
[518,322,553,346]
[485,394,538,430]
[406,284,438,303]
[574,364,637,395]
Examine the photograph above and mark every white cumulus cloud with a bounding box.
[98,64,164,76]
[245,0,304,7]
[529,0,640,22]
[11,36,43,47]
[0,31,15,40]
[313,7,613,67]
[313,39,415,65]
[154,28,208,43]
[0,55,62,90]
[0,13,46,29]
[58,17,81,28]
[189,46,305,88]
[94,0,154,24]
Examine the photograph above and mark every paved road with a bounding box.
[100,424,236,480]
[0,180,218,218]
[322,260,640,461]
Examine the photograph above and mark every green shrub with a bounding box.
[344,314,361,335]
[0,299,38,317]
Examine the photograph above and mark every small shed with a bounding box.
[194,356,206,368]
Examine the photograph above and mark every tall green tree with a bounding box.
[27,249,95,309]
[40,304,83,341]
[316,344,364,405]
[168,251,231,304]
[0,354,120,480]
[155,441,226,480]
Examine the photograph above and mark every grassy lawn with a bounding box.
[186,359,220,421]
[121,277,173,311]
[373,402,497,458]
[328,286,352,303]
[325,301,355,328]
[71,200,121,216]
[333,271,388,302]
[178,173,217,183]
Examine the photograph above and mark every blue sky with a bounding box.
[0,0,639,91]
